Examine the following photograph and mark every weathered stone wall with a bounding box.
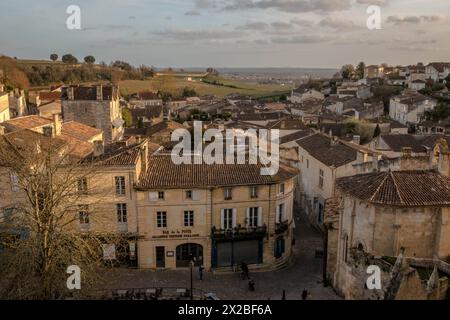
[62,99,123,144]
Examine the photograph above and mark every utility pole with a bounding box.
[190,260,194,300]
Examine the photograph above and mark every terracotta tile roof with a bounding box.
[146,120,185,136]
[38,91,61,101]
[280,129,313,144]
[58,134,94,158]
[427,62,450,73]
[130,106,163,122]
[95,144,141,166]
[336,170,450,206]
[91,141,161,167]
[380,134,425,153]
[2,115,53,131]
[380,134,450,153]
[62,121,102,142]
[136,154,298,189]
[297,133,357,167]
[233,112,286,122]
[266,119,308,130]
[0,129,90,160]
[137,91,160,100]
[124,128,148,137]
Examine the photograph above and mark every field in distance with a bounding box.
[119,74,290,99]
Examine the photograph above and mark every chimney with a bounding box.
[68,87,75,100]
[93,140,104,157]
[140,142,149,173]
[0,83,4,92]
[352,135,361,145]
[53,114,62,136]
[0,125,5,135]
[96,85,103,101]
[372,154,379,172]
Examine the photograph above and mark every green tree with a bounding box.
[182,87,197,98]
[50,54,58,62]
[356,62,365,79]
[84,55,96,64]
[446,74,450,90]
[61,54,78,64]
[424,103,450,122]
[373,124,381,138]
[137,117,144,129]
[122,108,133,127]
[340,64,355,80]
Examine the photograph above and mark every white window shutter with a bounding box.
[192,190,199,201]
[220,209,224,230]
[276,205,280,223]
[246,208,250,227]
[232,209,237,228]
[149,192,158,201]
[257,207,263,227]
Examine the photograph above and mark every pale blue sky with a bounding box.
[0,0,449,68]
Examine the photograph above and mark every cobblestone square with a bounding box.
[102,214,341,300]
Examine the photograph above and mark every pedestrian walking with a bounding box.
[248,279,255,291]
[302,289,308,300]
[198,265,205,281]
[240,261,249,279]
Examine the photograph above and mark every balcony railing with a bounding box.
[212,225,267,241]
[275,220,289,234]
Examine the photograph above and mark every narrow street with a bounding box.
[102,211,341,300]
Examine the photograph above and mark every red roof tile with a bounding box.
[336,171,450,206]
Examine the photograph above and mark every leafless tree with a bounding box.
[0,132,124,299]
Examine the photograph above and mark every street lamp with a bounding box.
[189,259,195,300]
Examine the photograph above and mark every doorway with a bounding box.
[156,246,165,268]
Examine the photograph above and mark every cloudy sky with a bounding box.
[0,0,449,68]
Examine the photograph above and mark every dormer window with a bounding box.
[224,188,232,200]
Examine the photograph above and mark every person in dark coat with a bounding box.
[302,289,308,300]
[240,261,249,279]
[198,265,205,281]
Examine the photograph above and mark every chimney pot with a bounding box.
[93,140,105,157]
[96,85,103,101]
[141,142,149,172]
[53,114,62,136]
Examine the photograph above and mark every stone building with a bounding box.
[389,91,437,126]
[0,124,298,271]
[7,89,27,117]
[61,85,124,144]
[0,84,10,123]
[326,163,450,299]
[295,133,377,229]
[134,154,298,270]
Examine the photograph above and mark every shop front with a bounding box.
[211,226,267,268]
